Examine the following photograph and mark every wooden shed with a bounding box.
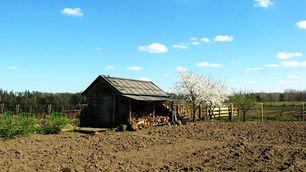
[81,75,170,128]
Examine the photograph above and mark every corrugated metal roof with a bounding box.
[104,76,168,97]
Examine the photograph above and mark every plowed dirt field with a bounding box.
[0,121,305,171]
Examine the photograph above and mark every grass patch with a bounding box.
[0,112,73,139]
[213,113,303,122]
[42,113,71,134]
[0,112,40,139]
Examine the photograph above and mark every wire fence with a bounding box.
[0,103,85,116]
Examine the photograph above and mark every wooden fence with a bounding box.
[173,103,238,120]
[0,103,83,114]
[172,102,305,121]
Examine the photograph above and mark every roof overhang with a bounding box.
[122,95,169,101]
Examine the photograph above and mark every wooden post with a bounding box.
[229,103,233,121]
[171,102,174,123]
[16,104,20,114]
[199,104,201,120]
[260,103,264,121]
[152,103,156,126]
[206,107,209,119]
[61,106,64,112]
[29,106,32,114]
[48,104,52,114]
[128,100,132,123]
[218,107,221,117]
[0,103,4,114]
[302,102,304,121]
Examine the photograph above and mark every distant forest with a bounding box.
[0,89,305,107]
[0,89,86,107]
[255,89,306,102]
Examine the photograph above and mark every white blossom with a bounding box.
[173,71,231,119]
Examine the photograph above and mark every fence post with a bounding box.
[198,104,201,120]
[218,107,221,117]
[261,103,264,122]
[48,104,52,114]
[229,103,233,121]
[302,102,305,121]
[16,104,20,114]
[0,103,4,114]
[29,105,32,114]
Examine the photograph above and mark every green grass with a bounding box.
[214,113,304,122]
[0,112,72,139]
[41,113,71,134]
[262,101,304,107]
[0,112,40,139]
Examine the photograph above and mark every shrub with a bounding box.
[17,113,40,135]
[0,112,40,139]
[42,113,71,134]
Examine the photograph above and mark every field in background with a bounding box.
[172,101,305,122]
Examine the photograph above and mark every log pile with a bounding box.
[130,116,170,130]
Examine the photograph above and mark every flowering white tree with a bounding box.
[173,71,230,121]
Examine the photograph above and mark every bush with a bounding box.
[42,113,71,134]
[0,112,40,139]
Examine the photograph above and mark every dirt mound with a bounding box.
[0,121,305,171]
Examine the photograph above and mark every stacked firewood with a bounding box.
[130,116,170,130]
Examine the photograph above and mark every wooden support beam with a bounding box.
[129,100,132,123]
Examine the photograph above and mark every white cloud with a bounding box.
[214,35,234,42]
[281,61,306,68]
[96,47,102,51]
[265,64,279,68]
[61,8,83,17]
[163,73,170,77]
[138,43,168,53]
[191,41,201,46]
[246,80,257,84]
[279,80,298,85]
[105,65,115,70]
[190,37,198,41]
[230,61,236,64]
[200,38,210,43]
[276,52,303,59]
[138,77,151,81]
[176,66,187,72]
[172,42,188,49]
[247,67,262,71]
[196,61,223,68]
[296,20,306,29]
[9,66,17,70]
[126,66,143,71]
[254,0,273,8]
[286,75,300,79]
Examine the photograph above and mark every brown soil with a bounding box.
[0,121,305,172]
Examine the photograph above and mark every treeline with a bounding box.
[1,89,305,107]
[0,89,86,107]
[255,90,306,102]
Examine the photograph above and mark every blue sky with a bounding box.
[0,0,306,93]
